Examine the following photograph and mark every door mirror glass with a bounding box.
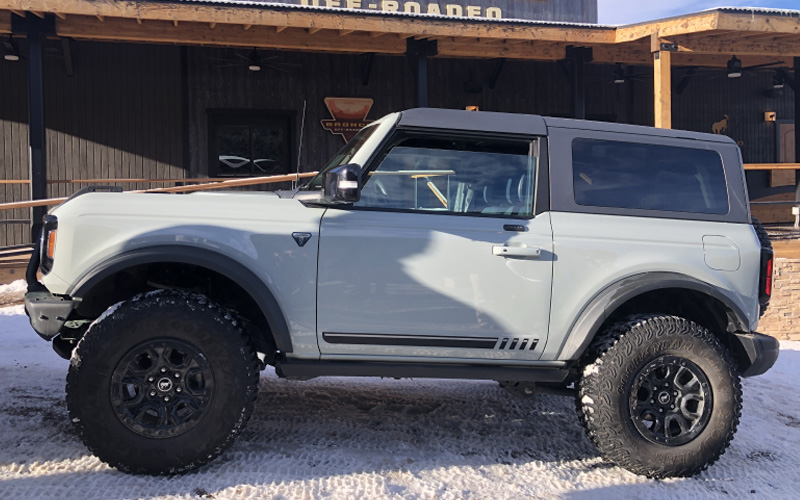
[322,163,361,204]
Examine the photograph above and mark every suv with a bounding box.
[25,108,778,478]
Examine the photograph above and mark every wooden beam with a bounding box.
[173,20,179,27]
[616,11,719,42]
[96,15,103,22]
[276,25,287,33]
[339,29,354,36]
[54,12,66,20]
[9,9,25,18]
[745,163,800,171]
[30,11,44,18]
[209,22,215,29]
[653,46,672,129]
[0,11,11,34]
[369,32,386,38]
[307,27,322,35]
[716,12,800,35]
[669,34,800,57]
[3,0,615,44]
[243,24,252,31]
[56,17,407,55]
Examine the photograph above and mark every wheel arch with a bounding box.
[557,272,750,362]
[68,245,293,353]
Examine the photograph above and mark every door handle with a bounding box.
[492,245,542,258]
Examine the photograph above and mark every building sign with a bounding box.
[258,0,597,23]
[321,97,374,142]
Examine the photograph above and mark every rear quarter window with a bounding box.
[572,138,729,215]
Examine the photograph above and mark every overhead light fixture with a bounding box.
[248,48,261,72]
[3,36,19,62]
[613,63,626,84]
[772,72,785,90]
[727,55,742,78]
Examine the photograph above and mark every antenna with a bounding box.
[294,100,307,189]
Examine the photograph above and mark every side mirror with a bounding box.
[322,163,361,204]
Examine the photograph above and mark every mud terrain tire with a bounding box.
[66,291,259,474]
[577,314,742,478]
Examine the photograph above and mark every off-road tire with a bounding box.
[577,314,742,478]
[66,290,260,474]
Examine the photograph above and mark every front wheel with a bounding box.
[577,314,742,478]
[66,291,260,474]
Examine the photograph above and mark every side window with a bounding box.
[572,138,729,215]
[355,135,536,217]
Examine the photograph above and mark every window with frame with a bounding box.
[210,112,291,178]
[572,138,729,215]
[355,134,537,217]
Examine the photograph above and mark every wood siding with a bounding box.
[0,48,30,247]
[1,40,185,247]
[2,39,797,247]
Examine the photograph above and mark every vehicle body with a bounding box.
[25,108,778,478]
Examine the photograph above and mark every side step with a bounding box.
[274,359,569,383]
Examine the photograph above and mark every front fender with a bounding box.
[69,245,293,353]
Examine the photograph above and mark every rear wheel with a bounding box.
[577,314,742,478]
[67,291,259,474]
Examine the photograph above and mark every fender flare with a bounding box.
[68,245,293,353]
[556,272,750,361]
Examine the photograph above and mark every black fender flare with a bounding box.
[556,272,750,361]
[68,245,293,353]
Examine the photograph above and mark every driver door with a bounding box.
[316,132,553,362]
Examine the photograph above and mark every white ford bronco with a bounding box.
[25,108,778,478]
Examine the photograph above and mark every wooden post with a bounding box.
[652,34,672,129]
[653,49,672,129]
[27,13,47,241]
[795,57,800,202]
[406,39,437,108]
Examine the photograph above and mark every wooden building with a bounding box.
[1,1,799,247]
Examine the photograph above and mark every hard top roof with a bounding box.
[397,108,734,144]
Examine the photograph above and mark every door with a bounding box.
[316,132,553,362]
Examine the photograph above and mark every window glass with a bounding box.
[572,139,729,215]
[213,115,290,178]
[355,135,535,217]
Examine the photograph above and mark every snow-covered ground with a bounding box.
[1,299,799,499]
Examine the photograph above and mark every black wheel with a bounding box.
[66,291,260,474]
[577,314,742,478]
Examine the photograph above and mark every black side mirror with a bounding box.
[322,163,361,204]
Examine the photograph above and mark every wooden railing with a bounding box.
[0,172,318,212]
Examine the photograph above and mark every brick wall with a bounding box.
[758,258,800,341]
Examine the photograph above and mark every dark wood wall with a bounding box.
[1,39,796,247]
[1,40,185,247]
[0,49,30,247]
[186,48,416,177]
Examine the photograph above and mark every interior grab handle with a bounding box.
[492,245,542,258]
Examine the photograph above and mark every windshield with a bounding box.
[302,124,380,190]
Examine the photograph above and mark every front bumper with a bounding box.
[733,331,779,378]
[25,291,77,341]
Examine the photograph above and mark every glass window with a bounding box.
[355,135,536,217]
[572,139,729,215]
[212,114,290,178]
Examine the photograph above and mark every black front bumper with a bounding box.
[733,331,780,378]
[25,291,77,341]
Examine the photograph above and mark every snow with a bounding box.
[1,300,799,499]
